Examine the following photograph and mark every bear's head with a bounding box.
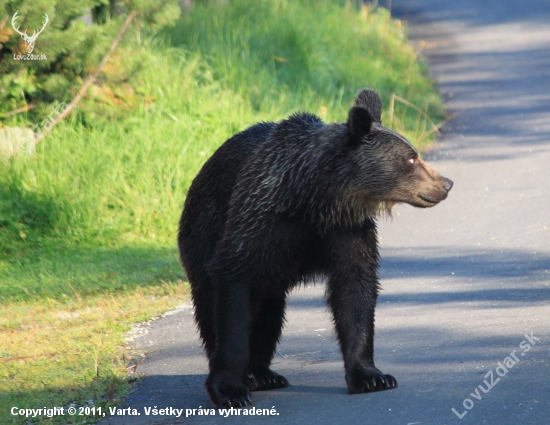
[346,89,453,210]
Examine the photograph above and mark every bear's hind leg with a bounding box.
[190,275,216,360]
[206,280,253,407]
[246,294,289,391]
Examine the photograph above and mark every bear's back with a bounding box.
[226,113,345,223]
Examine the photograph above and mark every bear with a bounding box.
[178,88,453,408]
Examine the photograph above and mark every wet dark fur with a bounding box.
[178,89,452,407]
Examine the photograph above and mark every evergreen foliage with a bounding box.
[0,0,179,121]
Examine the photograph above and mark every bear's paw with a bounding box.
[346,367,398,394]
[206,373,253,408]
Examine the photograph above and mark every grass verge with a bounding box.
[1,256,187,424]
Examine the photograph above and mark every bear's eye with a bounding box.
[408,158,416,164]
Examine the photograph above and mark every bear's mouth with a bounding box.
[418,194,439,205]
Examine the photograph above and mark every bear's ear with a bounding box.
[354,89,382,123]
[347,105,374,145]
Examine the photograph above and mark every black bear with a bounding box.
[178,89,453,408]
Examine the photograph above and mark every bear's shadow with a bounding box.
[117,373,346,411]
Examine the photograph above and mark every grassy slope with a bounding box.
[169,0,443,139]
[0,0,443,422]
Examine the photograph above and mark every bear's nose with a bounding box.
[443,178,453,192]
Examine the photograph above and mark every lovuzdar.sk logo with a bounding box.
[12,10,49,60]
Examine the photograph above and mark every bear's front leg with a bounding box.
[326,227,398,394]
[327,274,398,393]
[206,280,253,407]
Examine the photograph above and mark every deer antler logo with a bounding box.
[11,11,49,54]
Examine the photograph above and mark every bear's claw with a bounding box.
[347,370,398,394]
[246,369,289,391]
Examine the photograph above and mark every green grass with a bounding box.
[1,279,188,425]
[1,48,258,258]
[1,0,443,257]
[0,243,185,302]
[167,0,443,132]
[0,0,443,422]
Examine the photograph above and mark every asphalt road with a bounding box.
[102,1,550,423]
